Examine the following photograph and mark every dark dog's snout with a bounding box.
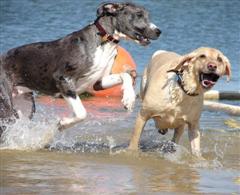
[145,23,161,40]
[149,27,161,40]
[155,28,161,37]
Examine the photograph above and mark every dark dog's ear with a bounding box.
[97,3,123,17]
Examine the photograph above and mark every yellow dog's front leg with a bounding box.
[128,111,148,150]
[188,123,201,157]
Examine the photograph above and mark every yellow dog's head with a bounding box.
[173,47,231,93]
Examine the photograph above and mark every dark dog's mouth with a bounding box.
[134,33,151,46]
[119,25,160,46]
[199,72,220,89]
[114,31,150,46]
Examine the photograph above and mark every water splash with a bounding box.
[0,115,59,150]
[0,103,235,170]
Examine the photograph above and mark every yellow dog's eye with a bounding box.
[199,54,206,58]
[217,56,223,62]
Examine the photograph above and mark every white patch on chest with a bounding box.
[76,42,117,93]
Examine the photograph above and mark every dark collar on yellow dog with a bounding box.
[167,69,199,96]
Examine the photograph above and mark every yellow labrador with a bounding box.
[128,47,231,156]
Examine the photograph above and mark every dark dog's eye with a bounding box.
[199,54,206,59]
[217,56,223,62]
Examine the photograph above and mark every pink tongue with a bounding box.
[202,80,215,87]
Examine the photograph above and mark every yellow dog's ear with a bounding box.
[173,52,197,71]
[223,56,231,81]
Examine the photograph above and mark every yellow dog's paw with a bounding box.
[127,143,139,151]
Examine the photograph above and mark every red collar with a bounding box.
[94,18,119,44]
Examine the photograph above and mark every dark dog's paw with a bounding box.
[57,117,85,131]
[57,117,75,131]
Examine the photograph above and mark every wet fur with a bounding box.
[0,2,160,130]
[128,47,231,157]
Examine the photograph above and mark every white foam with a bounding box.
[0,115,58,150]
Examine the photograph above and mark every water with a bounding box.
[0,0,240,194]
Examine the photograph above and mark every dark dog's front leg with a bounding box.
[12,89,36,119]
[53,73,87,130]
[59,93,87,130]
[93,74,122,91]
[93,72,136,111]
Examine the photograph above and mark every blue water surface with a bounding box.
[0,0,239,91]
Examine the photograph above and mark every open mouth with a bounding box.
[134,33,150,46]
[200,72,220,89]
[115,31,150,46]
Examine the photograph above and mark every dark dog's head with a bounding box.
[97,2,161,46]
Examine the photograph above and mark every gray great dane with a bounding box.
[0,2,161,131]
